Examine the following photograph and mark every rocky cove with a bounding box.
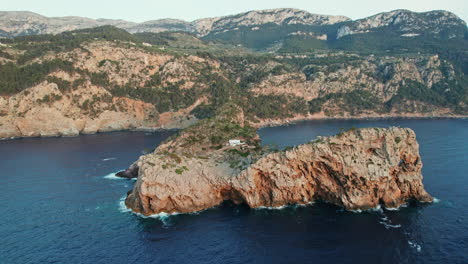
[120,106,433,216]
[2,117,467,263]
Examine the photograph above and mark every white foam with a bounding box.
[349,205,382,213]
[118,196,180,224]
[102,157,117,161]
[104,172,123,180]
[256,205,288,210]
[378,212,402,229]
[255,202,314,210]
[294,202,315,208]
[379,221,401,229]
[104,171,137,181]
[433,197,441,203]
[385,203,409,211]
[118,196,132,213]
[408,240,422,252]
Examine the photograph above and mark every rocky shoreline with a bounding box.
[253,114,468,129]
[119,107,434,215]
[1,114,466,141]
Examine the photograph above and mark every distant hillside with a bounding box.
[0,26,466,139]
[0,8,349,38]
[336,10,467,39]
[0,8,466,53]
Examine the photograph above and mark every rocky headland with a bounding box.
[123,106,433,215]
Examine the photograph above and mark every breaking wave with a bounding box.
[408,240,422,252]
[255,202,315,210]
[349,205,383,213]
[118,196,180,226]
[103,171,137,181]
[103,172,123,180]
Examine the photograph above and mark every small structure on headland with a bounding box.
[228,139,243,147]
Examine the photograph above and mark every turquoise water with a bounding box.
[0,119,467,264]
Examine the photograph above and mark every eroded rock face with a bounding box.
[233,127,432,210]
[116,164,139,179]
[0,41,218,139]
[336,10,466,39]
[125,127,432,215]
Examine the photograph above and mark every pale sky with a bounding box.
[1,0,467,23]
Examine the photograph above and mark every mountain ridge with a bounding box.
[0,8,465,39]
[336,9,467,39]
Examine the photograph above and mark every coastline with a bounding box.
[1,114,467,141]
[253,114,468,129]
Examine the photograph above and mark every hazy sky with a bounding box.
[2,0,467,23]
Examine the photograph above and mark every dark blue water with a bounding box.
[0,119,467,264]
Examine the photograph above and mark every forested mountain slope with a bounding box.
[0,9,466,139]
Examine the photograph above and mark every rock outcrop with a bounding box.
[124,126,433,215]
[0,11,137,37]
[193,8,350,37]
[116,164,139,179]
[1,9,464,41]
[0,8,350,38]
[0,41,216,139]
[336,9,466,39]
[233,127,433,210]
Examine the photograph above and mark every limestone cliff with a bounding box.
[0,40,217,138]
[124,125,433,215]
[336,10,466,39]
[232,127,432,210]
[1,32,466,139]
[0,9,350,38]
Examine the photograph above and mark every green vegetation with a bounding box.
[0,49,13,60]
[190,103,216,119]
[0,22,466,119]
[172,103,259,151]
[244,95,308,120]
[45,76,71,92]
[202,23,338,51]
[386,78,468,113]
[227,149,250,157]
[0,59,75,95]
[98,59,119,68]
[135,32,179,46]
[329,30,468,75]
[145,72,162,87]
[6,26,140,63]
[111,84,199,113]
[278,36,328,53]
[168,153,182,164]
[36,93,62,104]
[174,165,190,174]
[309,90,381,114]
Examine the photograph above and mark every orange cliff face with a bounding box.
[2,39,464,140]
[124,126,433,216]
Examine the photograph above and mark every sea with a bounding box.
[0,118,467,264]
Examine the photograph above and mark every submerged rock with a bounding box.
[124,125,432,215]
[116,164,139,179]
